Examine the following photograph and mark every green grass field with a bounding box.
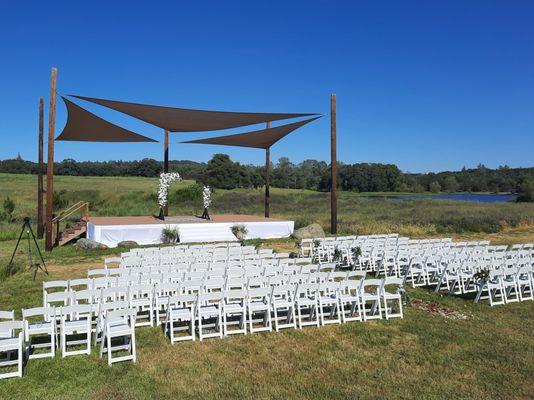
[0,173,534,399]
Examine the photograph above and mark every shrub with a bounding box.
[161,226,179,243]
[429,181,441,193]
[1,196,16,222]
[231,224,248,241]
[170,184,203,203]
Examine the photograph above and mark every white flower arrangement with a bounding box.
[202,185,212,209]
[157,172,182,208]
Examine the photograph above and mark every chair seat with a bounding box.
[27,321,53,334]
[383,292,401,300]
[361,293,380,301]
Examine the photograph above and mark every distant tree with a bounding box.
[517,177,534,202]
[443,176,459,193]
[429,181,441,193]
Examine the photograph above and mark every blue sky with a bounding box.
[0,1,532,173]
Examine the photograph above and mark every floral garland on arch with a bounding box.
[201,185,212,220]
[202,186,212,209]
[157,172,182,209]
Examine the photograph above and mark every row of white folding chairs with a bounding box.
[163,277,404,343]
[105,253,294,270]
[115,251,292,269]
[0,305,137,378]
[41,273,377,329]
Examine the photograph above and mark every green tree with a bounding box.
[429,181,441,193]
[517,177,534,202]
[443,176,459,193]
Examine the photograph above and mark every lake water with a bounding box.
[367,193,518,203]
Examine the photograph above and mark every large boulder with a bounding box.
[117,240,139,248]
[74,238,108,251]
[293,223,325,240]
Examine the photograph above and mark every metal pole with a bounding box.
[330,94,337,234]
[37,98,44,238]
[264,121,270,218]
[45,68,57,250]
[164,129,169,216]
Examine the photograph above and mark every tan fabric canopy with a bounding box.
[181,117,320,149]
[56,97,157,142]
[71,95,317,132]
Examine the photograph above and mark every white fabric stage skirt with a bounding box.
[87,220,295,248]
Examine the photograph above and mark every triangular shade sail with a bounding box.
[71,95,317,132]
[181,117,321,149]
[56,97,157,142]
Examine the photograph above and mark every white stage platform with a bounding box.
[87,215,294,248]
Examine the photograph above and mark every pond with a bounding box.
[366,193,518,203]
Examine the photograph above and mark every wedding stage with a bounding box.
[87,214,295,248]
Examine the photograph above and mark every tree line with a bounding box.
[1,155,533,200]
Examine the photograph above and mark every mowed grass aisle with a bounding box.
[0,260,533,399]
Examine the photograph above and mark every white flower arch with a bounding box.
[202,185,212,209]
[158,172,182,208]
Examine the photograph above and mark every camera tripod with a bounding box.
[6,217,48,280]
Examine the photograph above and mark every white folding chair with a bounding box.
[381,277,404,319]
[246,287,272,333]
[58,304,92,357]
[22,307,56,359]
[99,308,136,365]
[165,294,196,343]
[317,282,341,325]
[360,279,383,321]
[294,283,319,329]
[0,321,24,379]
[222,290,247,336]
[129,284,154,327]
[197,292,223,340]
[270,285,296,332]
[338,281,363,323]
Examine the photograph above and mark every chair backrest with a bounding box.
[69,278,92,290]
[247,287,270,301]
[0,310,14,321]
[105,308,136,326]
[22,306,55,320]
[58,304,93,319]
[43,280,68,293]
[74,289,101,304]
[0,320,23,336]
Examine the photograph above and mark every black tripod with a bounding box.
[6,217,48,280]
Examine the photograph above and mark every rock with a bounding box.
[74,238,108,251]
[117,240,138,248]
[293,223,325,240]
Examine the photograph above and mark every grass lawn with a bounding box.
[0,173,534,398]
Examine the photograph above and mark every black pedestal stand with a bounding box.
[201,207,210,220]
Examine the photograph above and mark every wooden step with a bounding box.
[58,224,87,247]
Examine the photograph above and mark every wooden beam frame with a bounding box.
[45,68,57,250]
[164,129,169,216]
[37,98,44,238]
[330,94,337,234]
[264,121,270,218]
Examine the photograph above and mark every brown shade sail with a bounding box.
[71,95,317,132]
[56,97,157,142]
[181,116,321,149]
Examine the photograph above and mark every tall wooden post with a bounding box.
[330,94,337,234]
[164,129,169,216]
[37,98,44,238]
[264,121,270,218]
[45,68,57,250]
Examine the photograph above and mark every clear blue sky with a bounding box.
[0,1,532,173]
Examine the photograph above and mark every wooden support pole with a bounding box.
[264,121,270,218]
[37,98,44,238]
[330,93,337,234]
[164,129,169,216]
[45,68,57,251]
